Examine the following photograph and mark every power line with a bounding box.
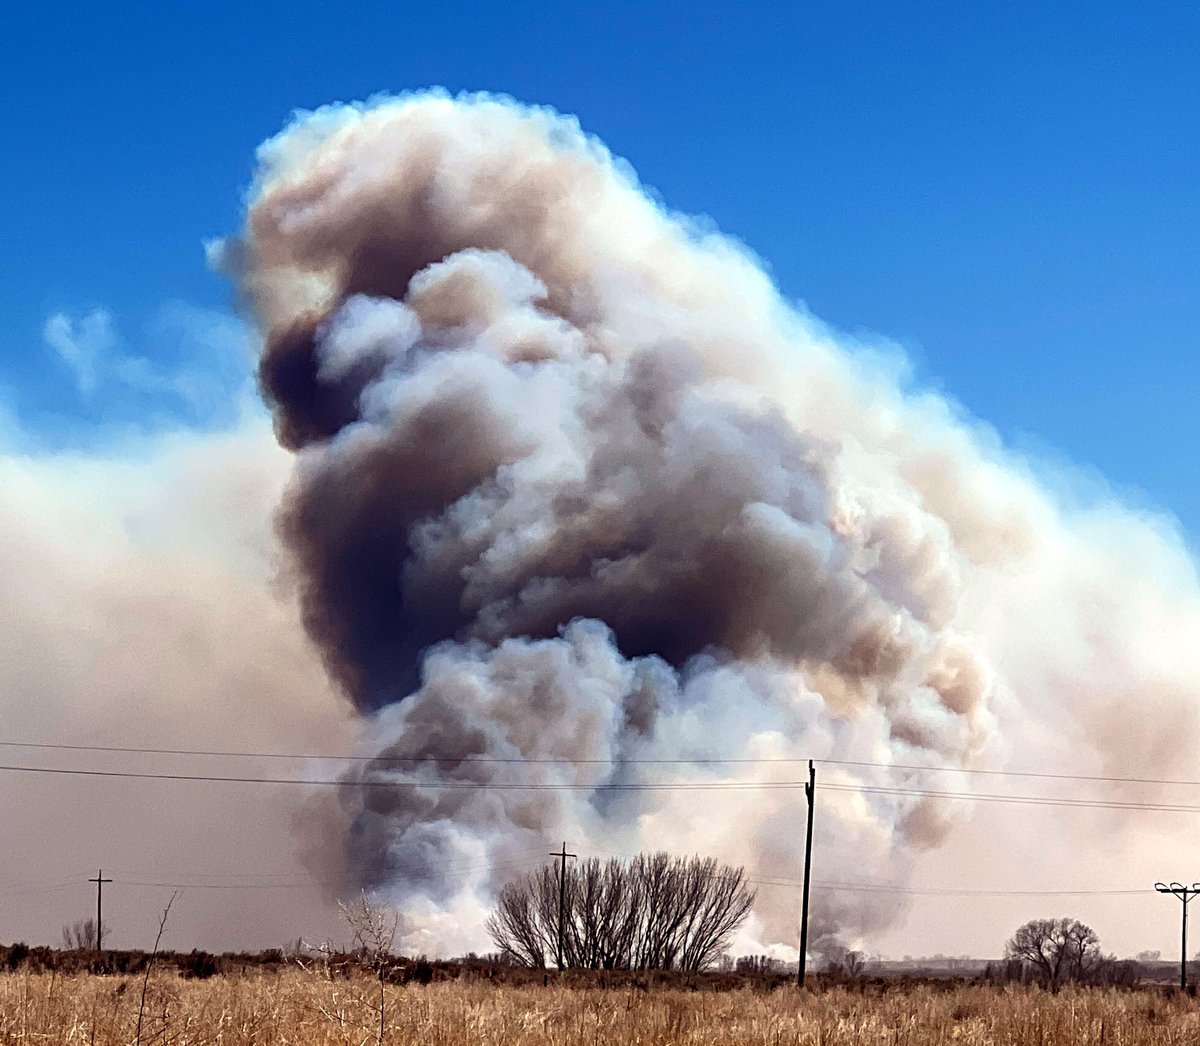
[0,739,801,765]
[779,879,1150,897]
[0,738,1197,791]
[85,866,1156,899]
[825,783,1200,813]
[68,862,1156,899]
[821,759,1200,789]
[110,854,555,893]
[0,879,83,900]
[570,845,1155,898]
[117,867,505,893]
[114,879,333,892]
[5,762,1200,816]
[0,763,816,789]
[102,849,551,882]
[0,839,1153,901]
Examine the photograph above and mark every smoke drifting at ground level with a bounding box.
[0,420,356,952]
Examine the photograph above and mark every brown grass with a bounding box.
[0,969,1198,1044]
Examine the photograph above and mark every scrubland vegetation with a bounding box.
[6,896,1173,1043]
[0,966,1198,1044]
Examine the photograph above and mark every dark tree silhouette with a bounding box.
[61,917,109,950]
[1005,918,1103,987]
[487,852,755,972]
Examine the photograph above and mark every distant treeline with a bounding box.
[0,943,437,982]
[0,942,1183,992]
[0,944,793,988]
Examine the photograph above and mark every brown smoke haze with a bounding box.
[0,417,355,950]
[209,91,1200,959]
[6,90,1200,961]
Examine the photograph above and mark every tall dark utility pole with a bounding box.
[797,760,816,987]
[88,869,112,952]
[550,841,576,972]
[1155,882,1200,989]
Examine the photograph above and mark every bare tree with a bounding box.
[340,893,399,1044]
[61,917,108,950]
[1005,918,1103,988]
[488,851,755,972]
[735,954,784,974]
[821,944,867,979]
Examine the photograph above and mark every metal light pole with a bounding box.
[1155,882,1200,989]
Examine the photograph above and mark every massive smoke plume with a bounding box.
[218,91,1200,957]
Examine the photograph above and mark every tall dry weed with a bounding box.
[0,970,1196,1044]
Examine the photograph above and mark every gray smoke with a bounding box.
[217,91,1200,957]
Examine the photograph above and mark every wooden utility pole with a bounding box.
[1156,882,1200,989]
[88,869,112,952]
[797,761,816,987]
[550,841,576,971]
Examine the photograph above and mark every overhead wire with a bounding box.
[568,845,1153,898]
[101,848,552,882]
[824,783,1200,813]
[0,738,1197,790]
[0,763,811,789]
[110,852,557,892]
[0,844,1156,902]
[0,761,1199,817]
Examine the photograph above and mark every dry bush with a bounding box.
[488,852,755,972]
[0,970,1197,1043]
[61,917,109,951]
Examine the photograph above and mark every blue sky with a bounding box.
[3,2,1198,529]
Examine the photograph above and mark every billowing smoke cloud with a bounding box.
[218,91,1200,957]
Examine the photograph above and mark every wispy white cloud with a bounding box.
[42,309,118,395]
[39,303,256,427]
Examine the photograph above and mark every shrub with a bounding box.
[3,943,28,971]
[179,950,220,979]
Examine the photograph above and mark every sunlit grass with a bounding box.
[0,969,1198,1044]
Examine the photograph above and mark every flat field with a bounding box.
[0,970,1198,1044]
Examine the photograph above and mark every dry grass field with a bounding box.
[0,970,1198,1045]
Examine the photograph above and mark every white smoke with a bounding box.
[213,90,1200,958]
[0,412,356,950]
